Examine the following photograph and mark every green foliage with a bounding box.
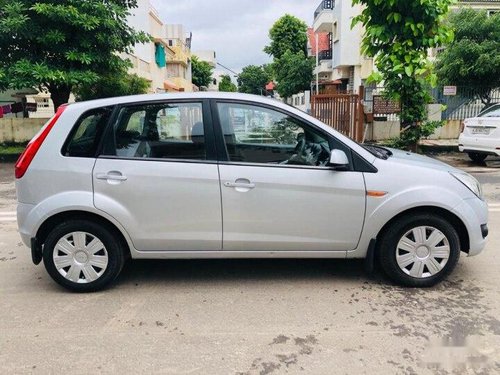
[0,0,150,109]
[191,56,214,89]
[274,51,314,99]
[265,14,312,99]
[218,75,237,92]
[74,67,150,101]
[385,121,444,149]
[352,0,453,130]
[237,65,272,95]
[435,8,500,106]
[264,14,308,59]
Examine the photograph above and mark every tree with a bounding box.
[237,65,272,95]
[265,15,312,99]
[0,0,149,110]
[218,75,237,92]
[74,67,150,101]
[191,56,214,89]
[274,51,314,99]
[264,14,308,59]
[352,0,454,148]
[435,8,500,107]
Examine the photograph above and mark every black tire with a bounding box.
[468,152,487,163]
[377,214,460,287]
[43,219,126,292]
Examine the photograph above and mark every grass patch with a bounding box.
[0,142,27,155]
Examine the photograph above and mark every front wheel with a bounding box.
[378,214,460,287]
[43,220,125,292]
[468,152,487,163]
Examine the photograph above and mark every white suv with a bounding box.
[16,93,488,292]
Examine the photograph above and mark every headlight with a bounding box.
[450,172,483,199]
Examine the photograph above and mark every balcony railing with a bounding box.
[318,49,332,61]
[314,0,335,20]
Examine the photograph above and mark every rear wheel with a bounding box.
[378,214,460,287]
[43,220,125,292]
[468,152,487,163]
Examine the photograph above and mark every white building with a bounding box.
[126,2,195,93]
[312,0,373,93]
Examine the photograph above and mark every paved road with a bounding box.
[1,155,499,374]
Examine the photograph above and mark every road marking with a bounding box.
[489,208,500,213]
[0,217,16,222]
[0,211,16,216]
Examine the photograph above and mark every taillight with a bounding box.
[460,122,465,133]
[15,105,67,179]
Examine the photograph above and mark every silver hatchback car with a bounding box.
[16,93,488,292]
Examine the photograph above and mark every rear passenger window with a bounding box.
[63,107,113,157]
[110,102,206,160]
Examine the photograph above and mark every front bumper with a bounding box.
[453,197,488,256]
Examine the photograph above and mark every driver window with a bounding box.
[217,102,331,166]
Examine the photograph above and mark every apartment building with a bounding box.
[312,0,373,93]
[126,1,196,93]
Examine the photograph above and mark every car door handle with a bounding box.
[96,172,127,181]
[224,181,255,189]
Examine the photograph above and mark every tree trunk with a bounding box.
[49,85,71,112]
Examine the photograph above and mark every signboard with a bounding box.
[373,95,400,115]
[443,86,457,96]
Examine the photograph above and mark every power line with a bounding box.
[216,62,239,77]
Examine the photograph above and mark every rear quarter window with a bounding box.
[62,107,113,157]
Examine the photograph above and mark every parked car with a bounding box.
[459,103,500,163]
[15,93,488,292]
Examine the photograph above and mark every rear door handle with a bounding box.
[96,172,127,181]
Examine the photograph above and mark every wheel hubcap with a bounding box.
[53,232,108,284]
[396,226,450,279]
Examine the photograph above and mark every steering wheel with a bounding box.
[280,134,306,165]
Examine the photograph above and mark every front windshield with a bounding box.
[479,105,500,118]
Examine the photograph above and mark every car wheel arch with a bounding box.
[36,210,131,258]
[374,206,470,255]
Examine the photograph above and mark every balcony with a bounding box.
[318,49,332,61]
[313,0,335,33]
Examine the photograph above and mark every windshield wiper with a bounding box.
[362,144,392,160]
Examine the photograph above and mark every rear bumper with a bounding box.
[453,197,488,256]
[458,134,500,156]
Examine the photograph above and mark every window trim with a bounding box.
[61,106,115,158]
[211,99,359,171]
[98,98,218,162]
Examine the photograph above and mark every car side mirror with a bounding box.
[329,149,350,171]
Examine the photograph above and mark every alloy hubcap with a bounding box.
[53,232,108,284]
[396,226,450,279]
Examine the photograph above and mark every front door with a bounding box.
[214,101,366,251]
[93,100,222,251]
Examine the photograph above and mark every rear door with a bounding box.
[93,100,222,251]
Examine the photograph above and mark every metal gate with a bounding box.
[311,92,364,142]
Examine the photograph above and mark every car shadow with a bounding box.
[117,258,384,287]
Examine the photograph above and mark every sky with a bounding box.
[151,0,316,74]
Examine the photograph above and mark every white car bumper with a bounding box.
[458,134,500,156]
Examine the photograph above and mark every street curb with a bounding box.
[418,144,459,154]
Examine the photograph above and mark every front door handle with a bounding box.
[96,172,127,182]
[224,182,255,189]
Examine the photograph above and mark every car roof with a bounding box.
[67,92,287,110]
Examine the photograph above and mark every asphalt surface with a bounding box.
[0,154,499,374]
